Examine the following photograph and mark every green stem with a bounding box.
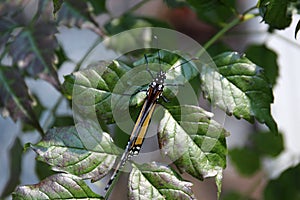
[43,95,64,130]
[124,0,151,15]
[201,17,241,56]
[74,37,102,71]
[197,11,258,57]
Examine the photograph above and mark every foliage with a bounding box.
[0,0,298,199]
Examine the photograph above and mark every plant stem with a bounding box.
[74,37,103,72]
[43,95,65,130]
[197,10,258,57]
[124,0,151,15]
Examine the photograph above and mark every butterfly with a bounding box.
[104,49,198,198]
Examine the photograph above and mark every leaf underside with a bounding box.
[31,123,118,182]
[13,173,103,200]
[201,51,278,134]
[129,162,195,200]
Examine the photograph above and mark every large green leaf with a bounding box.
[62,51,198,123]
[62,60,131,123]
[13,173,103,199]
[258,0,294,29]
[201,52,278,134]
[245,44,279,86]
[129,162,194,200]
[9,21,60,89]
[264,163,300,200]
[0,66,43,133]
[29,123,119,182]
[158,105,228,197]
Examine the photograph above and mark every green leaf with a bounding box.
[63,51,198,124]
[202,52,278,134]
[0,137,22,198]
[158,105,228,196]
[30,123,119,182]
[251,131,284,157]
[62,60,131,123]
[186,0,236,27]
[9,21,60,89]
[229,148,261,176]
[258,0,294,29]
[245,44,279,86]
[0,66,43,133]
[129,162,194,199]
[264,163,300,200]
[13,173,103,199]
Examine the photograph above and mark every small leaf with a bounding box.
[0,66,43,133]
[158,105,228,196]
[229,148,261,176]
[202,52,278,134]
[9,21,60,89]
[30,123,119,182]
[245,44,279,86]
[129,162,195,199]
[13,173,103,199]
[264,163,300,200]
[258,0,293,29]
[0,137,22,198]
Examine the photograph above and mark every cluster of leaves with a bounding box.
[0,0,298,199]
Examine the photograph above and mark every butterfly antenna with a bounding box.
[144,54,154,79]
